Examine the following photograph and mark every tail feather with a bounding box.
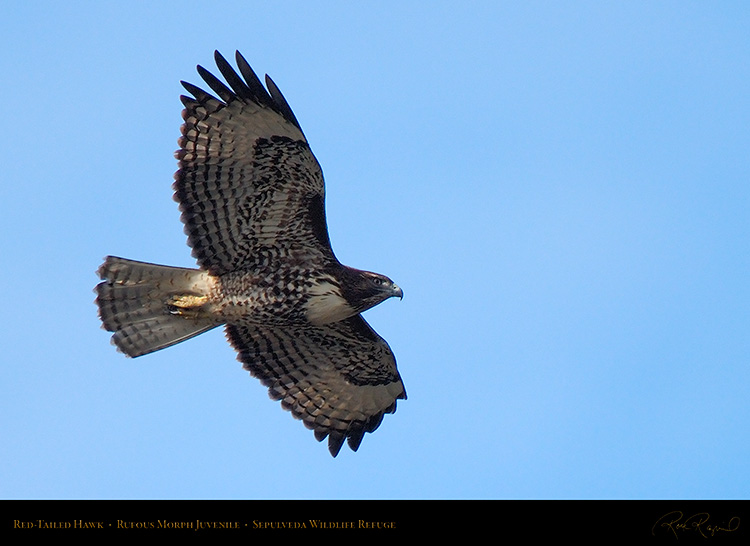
[95,256,220,357]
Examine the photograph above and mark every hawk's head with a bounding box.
[342,269,403,313]
[304,268,402,326]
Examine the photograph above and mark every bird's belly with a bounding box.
[214,270,354,326]
[216,290,310,326]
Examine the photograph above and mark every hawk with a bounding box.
[95,51,405,457]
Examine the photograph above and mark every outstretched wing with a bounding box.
[225,315,407,456]
[174,50,335,276]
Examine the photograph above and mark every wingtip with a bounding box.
[328,434,345,457]
[235,49,248,65]
[213,49,228,66]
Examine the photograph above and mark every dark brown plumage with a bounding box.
[95,51,405,456]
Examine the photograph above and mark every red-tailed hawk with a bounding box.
[95,51,405,457]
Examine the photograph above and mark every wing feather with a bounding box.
[265,75,304,134]
[174,50,333,275]
[196,64,236,103]
[214,52,256,102]
[225,315,407,456]
[234,51,278,112]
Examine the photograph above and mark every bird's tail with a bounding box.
[95,256,221,357]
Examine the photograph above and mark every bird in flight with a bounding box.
[95,51,405,456]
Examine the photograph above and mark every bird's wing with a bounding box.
[225,314,406,456]
[174,50,335,275]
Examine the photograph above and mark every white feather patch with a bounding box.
[304,280,355,325]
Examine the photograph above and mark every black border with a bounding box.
[3,500,749,540]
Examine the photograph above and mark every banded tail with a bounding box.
[95,256,221,357]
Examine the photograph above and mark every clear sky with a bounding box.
[1,2,749,500]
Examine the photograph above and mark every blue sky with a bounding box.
[1,2,749,500]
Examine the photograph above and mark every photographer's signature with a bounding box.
[652,511,740,539]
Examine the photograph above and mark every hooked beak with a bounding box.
[392,283,403,300]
